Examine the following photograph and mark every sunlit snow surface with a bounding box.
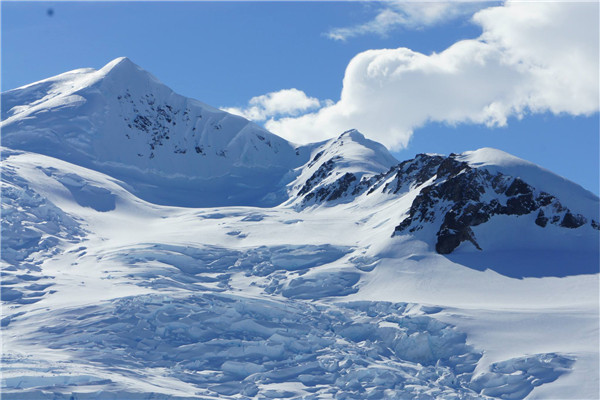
[2,148,598,400]
[1,58,598,399]
[0,57,311,208]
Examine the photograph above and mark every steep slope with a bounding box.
[384,150,598,254]
[1,57,309,207]
[286,129,398,208]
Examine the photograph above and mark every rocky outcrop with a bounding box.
[292,130,398,207]
[298,157,340,197]
[301,170,359,204]
[366,154,446,196]
[391,154,591,254]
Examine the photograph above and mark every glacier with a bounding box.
[1,58,598,400]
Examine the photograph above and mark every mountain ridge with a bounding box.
[1,58,599,399]
[1,57,599,247]
[1,57,308,207]
[2,58,598,253]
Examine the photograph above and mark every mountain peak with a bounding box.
[338,128,365,141]
[95,56,165,91]
[100,56,135,71]
[1,58,306,207]
[98,57,142,78]
[287,129,398,207]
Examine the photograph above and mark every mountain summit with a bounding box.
[1,58,309,206]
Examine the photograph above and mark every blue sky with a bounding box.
[2,1,598,194]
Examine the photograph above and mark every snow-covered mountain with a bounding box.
[1,57,311,207]
[286,129,398,207]
[386,149,597,253]
[1,58,598,400]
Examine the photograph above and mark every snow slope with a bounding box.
[1,58,311,207]
[457,147,598,218]
[286,129,398,208]
[1,59,598,400]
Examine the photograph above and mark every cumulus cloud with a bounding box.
[264,1,599,149]
[224,88,324,121]
[326,1,488,41]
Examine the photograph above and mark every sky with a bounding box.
[2,1,599,195]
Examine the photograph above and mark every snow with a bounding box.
[1,58,598,400]
[2,146,597,399]
[458,147,599,218]
[286,129,398,208]
[1,58,311,207]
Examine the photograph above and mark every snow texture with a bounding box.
[1,58,598,400]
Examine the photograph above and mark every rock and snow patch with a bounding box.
[287,129,398,208]
[388,152,598,255]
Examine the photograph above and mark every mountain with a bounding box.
[286,129,398,207]
[289,139,598,259]
[1,57,312,207]
[1,59,598,400]
[385,149,598,253]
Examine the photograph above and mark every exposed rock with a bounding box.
[535,210,548,227]
[327,173,357,201]
[298,157,339,197]
[560,212,586,229]
[505,178,530,196]
[303,172,357,204]
[380,154,445,195]
[307,150,325,168]
[391,154,590,254]
[436,210,482,254]
[505,191,537,215]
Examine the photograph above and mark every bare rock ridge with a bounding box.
[385,153,597,254]
[291,141,598,254]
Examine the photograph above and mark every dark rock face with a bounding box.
[303,171,358,204]
[390,154,591,254]
[307,150,325,168]
[376,154,446,195]
[560,212,586,229]
[436,210,482,254]
[535,210,549,227]
[298,157,340,197]
[326,173,357,201]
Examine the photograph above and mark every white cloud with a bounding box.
[264,1,599,149]
[224,88,323,121]
[326,1,489,41]
[326,8,407,41]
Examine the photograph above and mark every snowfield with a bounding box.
[1,58,598,400]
